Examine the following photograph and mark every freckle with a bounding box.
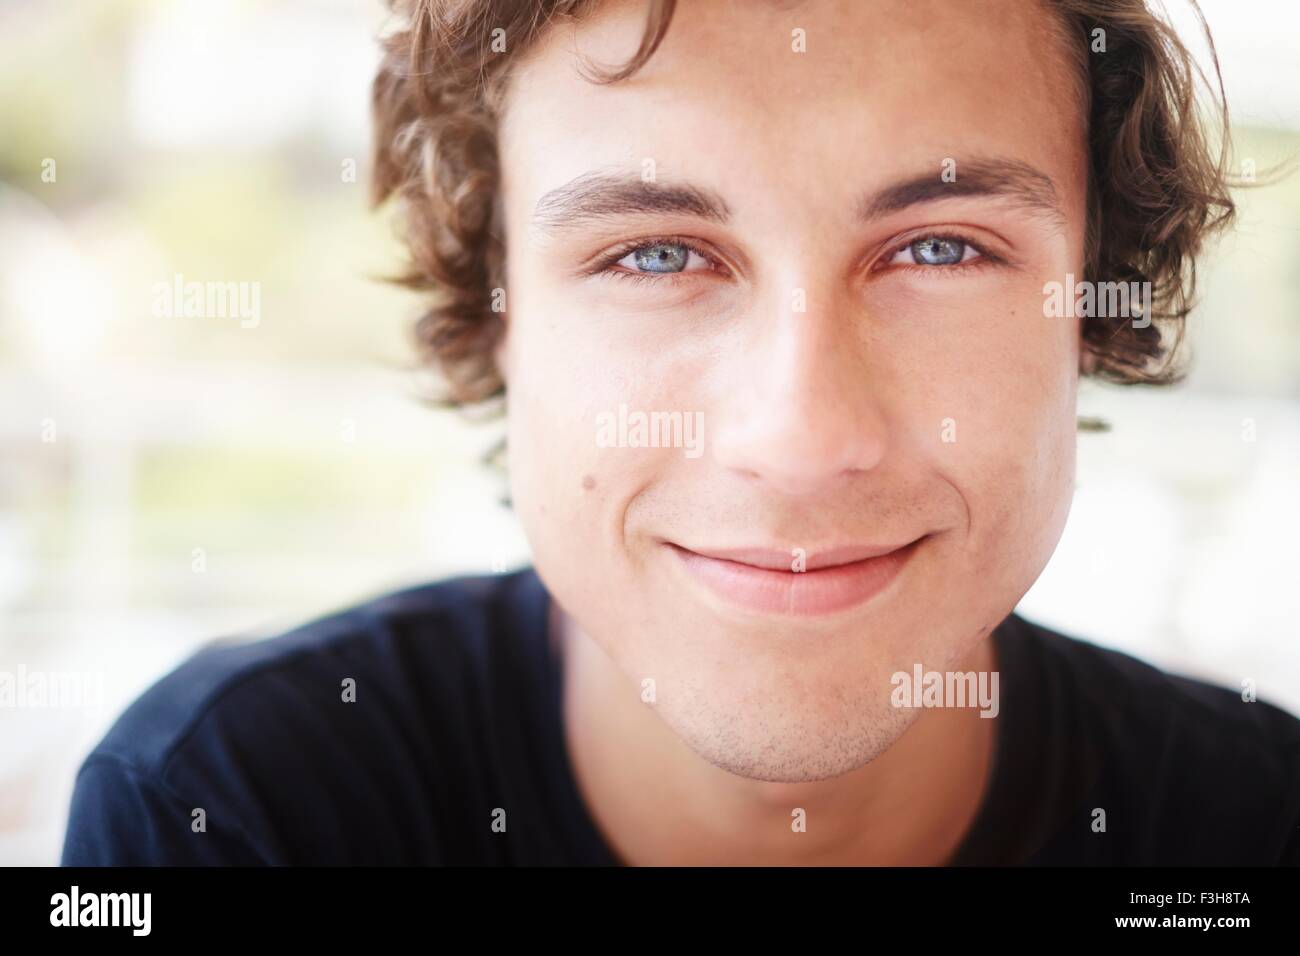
[582,474,596,491]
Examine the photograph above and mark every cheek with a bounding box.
[503,317,688,650]
[876,286,1079,582]
[505,364,599,553]
[502,313,669,572]
[945,342,1078,592]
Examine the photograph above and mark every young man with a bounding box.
[63,0,1300,865]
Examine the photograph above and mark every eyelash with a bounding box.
[587,235,721,287]
[875,232,1002,276]
[588,230,1002,286]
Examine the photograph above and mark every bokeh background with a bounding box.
[1,0,1297,864]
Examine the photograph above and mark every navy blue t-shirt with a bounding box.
[61,567,1300,865]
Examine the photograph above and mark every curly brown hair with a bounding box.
[370,0,1237,407]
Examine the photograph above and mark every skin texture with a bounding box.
[494,0,1088,863]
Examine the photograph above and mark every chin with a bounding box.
[656,678,920,783]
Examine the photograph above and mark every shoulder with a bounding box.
[84,568,541,776]
[1007,612,1300,762]
[62,568,547,865]
[1003,613,1300,863]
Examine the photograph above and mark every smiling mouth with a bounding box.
[665,536,927,617]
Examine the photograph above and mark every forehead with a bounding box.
[498,0,1086,222]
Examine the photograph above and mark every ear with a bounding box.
[1078,331,1097,376]
[491,304,511,384]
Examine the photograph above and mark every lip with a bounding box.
[666,536,925,617]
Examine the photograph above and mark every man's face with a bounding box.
[496,0,1087,782]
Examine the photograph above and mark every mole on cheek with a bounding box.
[582,474,596,491]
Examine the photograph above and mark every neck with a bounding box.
[555,604,1000,866]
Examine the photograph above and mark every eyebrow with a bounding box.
[531,170,731,235]
[854,157,1064,227]
[530,157,1063,235]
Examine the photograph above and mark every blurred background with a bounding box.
[1,0,1297,864]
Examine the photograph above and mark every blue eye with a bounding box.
[617,241,700,274]
[889,236,982,267]
[913,237,965,264]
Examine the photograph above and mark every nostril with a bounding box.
[711,409,889,496]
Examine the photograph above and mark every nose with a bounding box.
[710,281,890,497]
